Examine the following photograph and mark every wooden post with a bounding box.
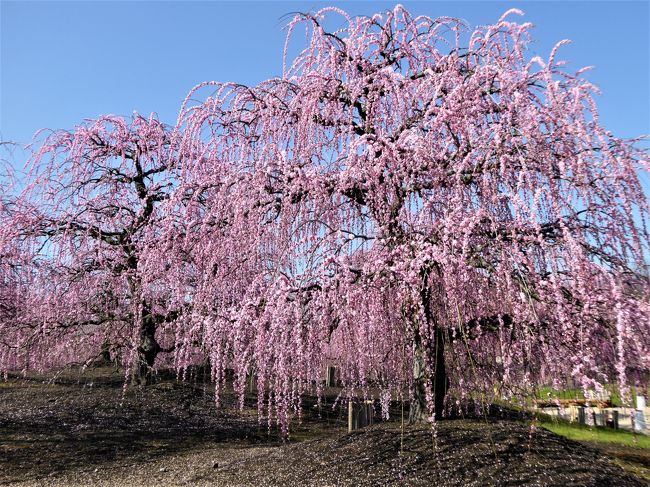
[348,400,353,432]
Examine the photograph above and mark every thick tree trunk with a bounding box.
[409,326,448,422]
[93,340,112,366]
[99,343,112,364]
[409,268,448,422]
[409,341,427,422]
[134,305,159,385]
[432,326,448,419]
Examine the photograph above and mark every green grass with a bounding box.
[539,417,650,449]
[535,385,648,408]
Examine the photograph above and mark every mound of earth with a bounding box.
[0,369,646,486]
[216,421,645,487]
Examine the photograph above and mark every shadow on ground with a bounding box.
[0,368,282,485]
[0,368,646,486]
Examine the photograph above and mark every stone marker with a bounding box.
[325,366,337,387]
[348,400,374,432]
[634,395,646,432]
[605,410,619,430]
[578,407,586,425]
[247,372,257,393]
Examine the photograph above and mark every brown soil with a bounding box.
[0,368,646,486]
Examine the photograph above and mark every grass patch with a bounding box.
[535,385,648,408]
[539,417,650,449]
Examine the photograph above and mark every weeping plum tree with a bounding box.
[171,6,649,427]
[5,115,183,381]
[0,162,21,355]
[1,6,648,434]
[0,162,45,372]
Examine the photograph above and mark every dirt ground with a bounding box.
[0,367,647,486]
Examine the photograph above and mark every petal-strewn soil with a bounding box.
[0,368,646,486]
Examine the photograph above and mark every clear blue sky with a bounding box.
[1,1,649,162]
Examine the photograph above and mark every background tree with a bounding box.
[7,114,182,381]
[0,161,23,369]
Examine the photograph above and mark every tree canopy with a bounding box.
[1,7,648,433]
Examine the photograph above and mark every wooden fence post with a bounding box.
[348,400,353,432]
